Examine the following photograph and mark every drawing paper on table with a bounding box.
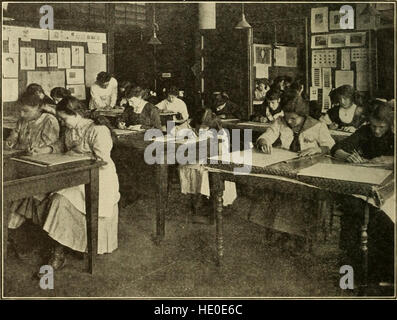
[297,163,392,185]
[13,153,92,167]
[113,128,144,135]
[210,149,298,168]
[330,129,352,137]
[237,122,272,128]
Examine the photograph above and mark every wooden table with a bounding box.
[3,157,104,274]
[206,150,394,294]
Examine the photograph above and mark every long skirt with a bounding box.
[8,195,49,229]
[179,164,237,206]
[43,194,118,254]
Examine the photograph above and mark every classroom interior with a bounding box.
[1,2,396,298]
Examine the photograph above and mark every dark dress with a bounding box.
[118,102,162,130]
[332,125,395,283]
[327,104,366,128]
[213,101,243,119]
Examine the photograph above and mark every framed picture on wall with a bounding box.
[311,7,328,33]
[253,44,272,66]
[311,35,328,49]
[328,33,348,48]
[329,10,355,30]
[347,32,366,47]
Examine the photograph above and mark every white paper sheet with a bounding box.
[36,52,47,67]
[20,47,35,70]
[274,46,297,67]
[253,44,272,66]
[3,78,19,102]
[8,36,19,53]
[298,163,392,186]
[312,50,337,68]
[335,70,354,88]
[57,47,71,69]
[48,53,58,67]
[66,84,86,100]
[322,68,332,88]
[87,42,103,54]
[3,53,19,78]
[66,68,85,85]
[255,65,269,79]
[27,71,65,97]
[71,46,85,67]
[211,149,298,168]
[85,53,107,87]
[341,49,351,70]
[309,87,318,101]
[311,7,329,33]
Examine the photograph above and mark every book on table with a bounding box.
[12,153,93,167]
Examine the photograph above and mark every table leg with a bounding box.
[85,168,99,274]
[209,173,224,267]
[154,164,168,244]
[359,201,370,295]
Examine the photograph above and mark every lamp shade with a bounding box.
[148,32,162,45]
[235,13,252,29]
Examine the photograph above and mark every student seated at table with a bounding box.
[5,92,60,254]
[252,89,284,123]
[50,87,72,104]
[26,83,56,115]
[117,85,162,130]
[156,86,189,122]
[31,96,120,270]
[254,79,270,102]
[331,100,394,283]
[320,85,367,133]
[89,71,118,110]
[116,80,132,108]
[174,108,237,221]
[257,93,335,155]
[212,91,242,119]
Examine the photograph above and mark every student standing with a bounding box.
[89,72,118,110]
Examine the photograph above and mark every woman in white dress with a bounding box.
[32,96,120,269]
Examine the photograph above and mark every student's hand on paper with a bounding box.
[257,139,272,154]
[343,126,356,133]
[28,146,52,155]
[118,122,126,130]
[4,140,14,150]
[329,122,339,130]
[346,152,366,164]
[259,116,267,123]
[298,147,321,157]
[218,114,226,119]
[127,124,142,131]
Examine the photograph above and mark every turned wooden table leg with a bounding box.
[209,172,224,267]
[154,164,168,244]
[359,201,370,296]
[85,168,99,274]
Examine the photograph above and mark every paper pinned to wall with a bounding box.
[351,48,368,62]
[311,68,322,87]
[85,54,106,87]
[20,47,35,70]
[341,49,351,70]
[322,67,332,88]
[36,52,47,67]
[356,72,369,91]
[255,65,269,79]
[87,42,103,54]
[48,53,58,67]
[309,87,318,101]
[311,7,329,33]
[335,70,354,88]
[3,53,19,78]
[66,84,86,100]
[8,36,19,53]
[66,68,85,85]
[274,46,297,67]
[27,71,65,97]
[71,46,85,66]
[3,79,19,102]
[57,47,71,69]
[322,87,332,112]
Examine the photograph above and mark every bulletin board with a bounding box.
[2,25,107,115]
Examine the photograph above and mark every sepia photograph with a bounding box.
[1,1,396,303]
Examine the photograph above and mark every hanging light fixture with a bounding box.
[272,24,280,50]
[235,3,251,29]
[2,3,15,21]
[148,4,161,45]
